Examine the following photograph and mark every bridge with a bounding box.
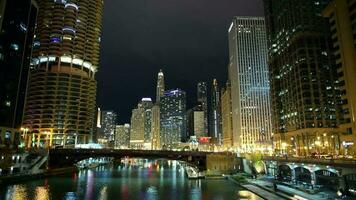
[256,156,356,193]
[48,149,236,171]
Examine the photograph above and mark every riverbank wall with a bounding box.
[0,167,78,185]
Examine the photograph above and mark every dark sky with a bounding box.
[97,0,264,124]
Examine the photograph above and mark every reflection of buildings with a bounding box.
[115,124,130,149]
[221,81,233,149]
[264,0,341,155]
[228,17,272,152]
[197,82,208,136]
[323,0,356,155]
[209,79,222,144]
[0,0,38,148]
[160,89,186,148]
[130,104,145,148]
[22,0,104,148]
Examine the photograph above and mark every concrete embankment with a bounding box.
[228,176,291,200]
[0,167,78,185]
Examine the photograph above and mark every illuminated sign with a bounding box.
[199,137,211,143]
[342,141,354,147]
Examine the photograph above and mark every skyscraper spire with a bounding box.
[156,69,165,103]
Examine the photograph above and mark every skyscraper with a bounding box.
[115,124,130,149]
[160,89,186,149]
[323,0,356,154]
[130,104,145,149]
[0,0,38,132]
[209,79,222,144]
[264,0,340,155]
[187,105,205,138]
[228,17,272,152]
[101,110,117,143]
[156,69,165,103]
[151,104,160,150]
[22,0,104,147]
[140,98,153,147]
[197,82,208,136]
[221,81,233,149]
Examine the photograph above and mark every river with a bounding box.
[0,159,262,200]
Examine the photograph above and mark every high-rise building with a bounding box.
[115,124,130,149]
[197,82,208,135]
[130,105,145,148]
[101,110,117,143]
[228,17,272,152]
[160,89,186,149]
[323,0,356,154]
[209,79,222,144]
[140,98,153,146]
[264,0,341,155]
[0,0,37,132]
[156,69,165,103]
[22,0,104,148]
[151,104,160,150]
[221,81,233,149]
[187,105,205,138]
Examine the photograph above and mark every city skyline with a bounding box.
[97,0,264,123]
[1,1,356,199]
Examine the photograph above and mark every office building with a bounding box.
[264,0,341,155]
[101,110,117,143]
[22,0,104,148]
[187,105,205,138]
[151,104,160,150]
[115,124,130,149]
[0,0,38,148]
[140,98,153,145]
[197,82,208,135]
[228,17,272,152]
[130,105,145,148]
[323,0,356,154]
[209,79,222,145]
[221,81,233,149]
[160,89,186,149]
[156,69,165,103]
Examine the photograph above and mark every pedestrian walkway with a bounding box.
[241,184,290,200]
[248,178,336,200]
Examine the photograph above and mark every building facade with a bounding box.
[209,79,222,144]
[323,0,356,154]
[115,124,130,149]
[197,82,208,136]
[151,104,160,150]
[140,98,153,148]
[264,0,341,155]
[100,110,117,144]
[22,0,104,148]
[228,17,272,152]
[160,89,186,149]
[187,105,205,138]
[156,69,165,103]
[130,105,145,148]
[221,81,233,149]
[0,0,38,148]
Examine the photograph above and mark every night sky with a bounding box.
[97,0,264,124]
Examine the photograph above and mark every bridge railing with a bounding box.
[263,156,356,167]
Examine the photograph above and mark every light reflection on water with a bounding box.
[1,159,262,200]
